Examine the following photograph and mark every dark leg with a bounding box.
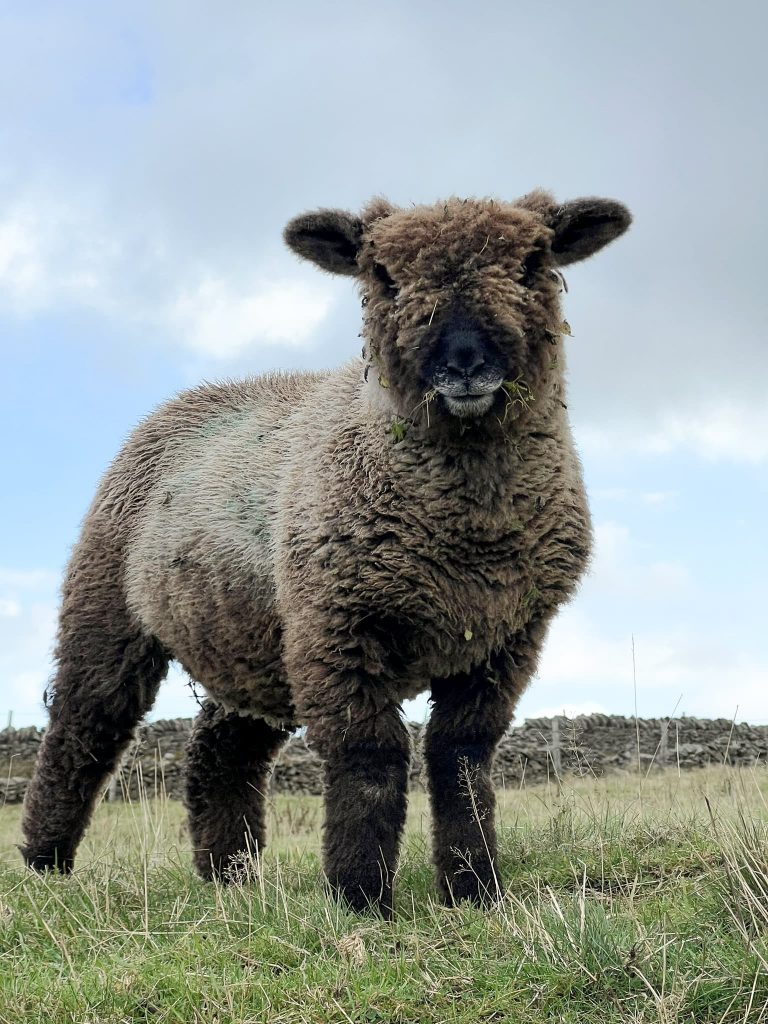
[185,701,290,880]
[21,567,168,873]
[425,669,515,904]
[320,718,410,917]
[283,611,412,917]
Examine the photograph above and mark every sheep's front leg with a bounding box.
[285,618,410,917]
[321,715,410,917]
[425,670,516,905]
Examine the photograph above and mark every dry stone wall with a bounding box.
[2,713,768,805]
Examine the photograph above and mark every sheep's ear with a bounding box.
[283,209,363,276]
[550,198,631,266]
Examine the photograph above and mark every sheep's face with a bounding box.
[284,192,630,430]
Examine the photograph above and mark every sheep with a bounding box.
[21,190,631,915]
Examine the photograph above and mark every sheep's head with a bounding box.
[284,191,630,431]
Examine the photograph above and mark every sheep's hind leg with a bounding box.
[21,578,169,873]
[425,664,517,905]
[185,701,290,881]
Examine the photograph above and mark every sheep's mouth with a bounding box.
[432,376,504,419]
[441,392,497,418]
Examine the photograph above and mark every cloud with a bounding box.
[0,566,199,727]
[0,599,57,726]
[591,489,678,506]
[579,400,768,465]
[0,208,43,301]
[0,199,116,314]
[643,404,768,464]
[169,276,338,358]
[535,610,636,689]
[587,521,690,598]
[529,607,768,722]
[0,196,340,359]
[519,514,766,722]
[0,568,59,590]
[0,566,59,724]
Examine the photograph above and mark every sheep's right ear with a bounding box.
[283,209,363,276]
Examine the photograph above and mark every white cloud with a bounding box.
[515,515,767,723]
[0,200,116,314]
[579,401,768,465]
[0,600,57,726]
[0,566,58,724]
[530,607,768,722]
[0,195,339,360]
[643,403,768,464]
[535,610,635,689]
[0,568,59,590]
[587,521,690,598]
[0,209,43,299]
[169,276,337,358]
[591,489,677,507]
[592,487,630,502]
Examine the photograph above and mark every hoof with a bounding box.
[328,875,395,919]
[193,849,259,884]
[19,844,74,874]
[439,870,502,907]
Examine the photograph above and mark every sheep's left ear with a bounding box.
[550,198,632,266]
[283,209,363,276]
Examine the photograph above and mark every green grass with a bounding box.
[3,767,768,1023]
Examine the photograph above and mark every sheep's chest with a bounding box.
[359,489,591,688]
[285,424,592,694]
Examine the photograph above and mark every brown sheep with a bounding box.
[21,190,631,915]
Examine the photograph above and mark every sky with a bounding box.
[1,0,766,729]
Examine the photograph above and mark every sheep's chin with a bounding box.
[443,393,496,418]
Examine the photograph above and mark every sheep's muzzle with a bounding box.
[428,312,505,418]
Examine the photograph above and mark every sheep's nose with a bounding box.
[438,316,491,379]
[446,353,486,377]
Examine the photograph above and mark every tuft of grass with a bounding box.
[2,767,768,1022]
[390,420,409,443]
[501,376,535,424]
[410,388,438,428]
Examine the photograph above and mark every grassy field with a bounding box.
[2,767,768,1023]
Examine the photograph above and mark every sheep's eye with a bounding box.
[373,261,397,294]
[519,248,545,289]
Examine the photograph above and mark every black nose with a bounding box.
[446,352,486,376]
[438,318,489,379]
